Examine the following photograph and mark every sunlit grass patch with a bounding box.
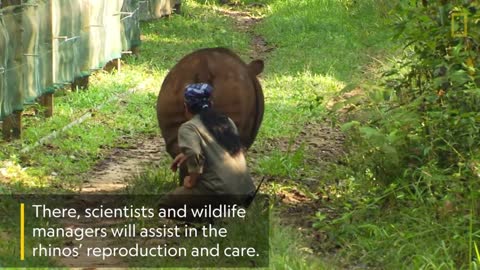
[257,0,393,81]
[255,147,307,179]
[126,163,178,194]
[131,0,251,72]
[0,160,49,193]
[258,71,344,139]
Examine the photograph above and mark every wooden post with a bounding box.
[131,46,140,56]
[104,58,121,73]
[2,111,22,141]
[173,1,182,14]
[39,93,54,118]
[71,76,89,91]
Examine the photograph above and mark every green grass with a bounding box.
[0,0,252,193]
[269,222,333,270]
[250,0,394,143]
[126,165,329,269]
[255,146,307,179]
[126,160,179,194]
[0,196,63,268]
[258,72,344,140]
[248,1,480,269]
[0,81,158,192]
[257,0,393,80]
[315,197,478,269]
[130,0,251,71]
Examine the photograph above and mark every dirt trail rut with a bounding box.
[216,7,274,60]
[218,3,346,256]
[56,136,166,268]
[81,135,165,193]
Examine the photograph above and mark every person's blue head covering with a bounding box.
[184,83,213,111]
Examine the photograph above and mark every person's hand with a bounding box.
[183,176,193,189]
[170,153,187,172]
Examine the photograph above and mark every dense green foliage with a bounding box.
[327,0,480,268]
[343,0,480,189]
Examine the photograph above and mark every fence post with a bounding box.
[131,45,140,56]
[104,58,121,73]
[174,1,182,14]
[38,93,54,117]
[71,76,89,91]
[2,110,22,140]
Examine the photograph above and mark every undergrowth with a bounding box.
[321,1,480,268]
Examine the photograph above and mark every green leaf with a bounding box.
[341,121,360,132]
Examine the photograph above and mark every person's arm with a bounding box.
[177,124,204,188]
[183,173,200,189]
[170,153,187,172]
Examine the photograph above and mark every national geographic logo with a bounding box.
[451,12,468,37]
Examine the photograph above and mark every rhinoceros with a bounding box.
[156,47,264,159]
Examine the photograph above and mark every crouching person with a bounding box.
[158,83,256,214]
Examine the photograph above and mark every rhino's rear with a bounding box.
[156,47,264,158]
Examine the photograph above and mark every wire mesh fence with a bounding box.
[0,0,177,122]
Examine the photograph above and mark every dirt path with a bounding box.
[57,216,128,268]
[217,4,345,167]
[56,135,166,268]
[81,135,165,193]
[216,7,274,60]
[218,3,347,258]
